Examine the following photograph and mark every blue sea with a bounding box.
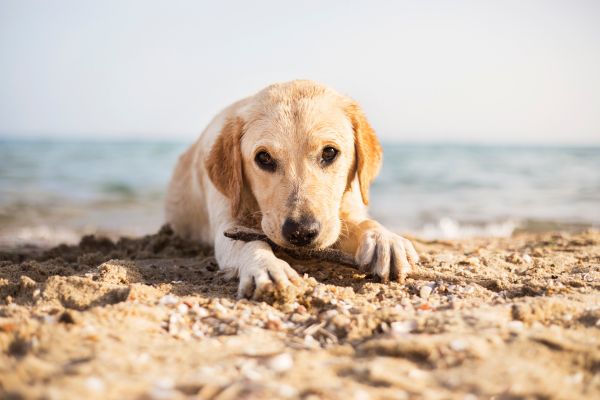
[1,139,599,247]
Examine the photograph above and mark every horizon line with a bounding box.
[1,134,599,149]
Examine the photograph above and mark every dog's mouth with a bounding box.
[278,218,342,250]
[262,232,318,250]
[224,226,324,250]
[276,240,322,251]
[273,230,342,252]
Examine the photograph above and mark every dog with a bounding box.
[165,80,419,298]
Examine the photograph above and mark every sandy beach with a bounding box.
[2,1,600,398]
[0,227,598,399]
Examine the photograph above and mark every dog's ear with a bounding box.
[205,117,244,217]
[346,102,383,205]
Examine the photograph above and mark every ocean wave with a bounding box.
[417,218,520,239]
[0,225,84,248]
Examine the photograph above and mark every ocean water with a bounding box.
[1,139,598,247]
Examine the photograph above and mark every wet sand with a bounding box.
[1,226,599,399]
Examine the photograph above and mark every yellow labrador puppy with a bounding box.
[166,80,418,298]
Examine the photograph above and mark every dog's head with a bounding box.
[206,80,382,249]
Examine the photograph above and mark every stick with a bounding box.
[223,227,357,268]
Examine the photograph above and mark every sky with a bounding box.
[1,0,599,144]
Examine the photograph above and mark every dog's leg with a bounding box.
[337,219,419,283]
[214,222,301,299]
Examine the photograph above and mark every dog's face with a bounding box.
[240,95,355,248]
[206,81,382,249]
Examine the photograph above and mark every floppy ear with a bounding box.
[346,102,383,205]
[205,117,244,217]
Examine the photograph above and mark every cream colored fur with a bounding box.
[165,80,418,298]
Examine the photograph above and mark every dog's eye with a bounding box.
[321,146,338,165]
[255,151,276,171]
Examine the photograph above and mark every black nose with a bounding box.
[282,217,320,246]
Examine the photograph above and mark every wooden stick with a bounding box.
[223,227,357,268]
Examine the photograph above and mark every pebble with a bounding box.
[213,302,229,316]
[466,257,480,266]
[191,322,205,338]
[154,377,174,390]
[390,320,417,335]
[168,313,184,336]
[449,339,468,352]
[303,335,319,348]
[321,309,339,320]
[419,286,433,300]
[158,294,178,306]
[191,305,209,318]
[177,303,189,314]
[522,254,533,264]
[567,372,584,384]
[135,352,150,364]
[517,265,530,274]
[81,324,97,335]
[507,320,524,333]
[267,353,294,372]
[354,389,371,400]
[150,387,177,399]
[329,314,350,329]
[85,377,105,392]
[380,322,390,333]
[296,305,308,314]
[276,383,298,398]
[221,298,234,307]
[265,317,284,331]
[239,360,262,380]
[290,313,309,324]
[408,368,427,379]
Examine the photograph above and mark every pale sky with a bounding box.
[1,0,599,144]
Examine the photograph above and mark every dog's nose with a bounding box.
[282,217,320,246]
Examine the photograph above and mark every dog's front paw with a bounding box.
[355,226,419,283]
[238,257,301,301]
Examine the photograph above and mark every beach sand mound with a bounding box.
[0,227,599,399]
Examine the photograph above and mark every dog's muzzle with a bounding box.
[281,216,320,246]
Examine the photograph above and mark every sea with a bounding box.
[1,139,598,247]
